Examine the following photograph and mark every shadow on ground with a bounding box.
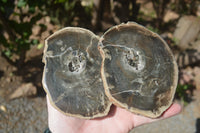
[196,118,200,133]
[13,54,46,97]
[0,70,4,79]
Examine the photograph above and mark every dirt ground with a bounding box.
[0,46,48,132]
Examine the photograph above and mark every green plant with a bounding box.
[176,84,193,106]
[0,0,44,67]
[173,0,198,16]
[151,0,170,28]
[147,25,160,34]
[44,0,93,27]
[171,37,179,46]
[0,0,93,68]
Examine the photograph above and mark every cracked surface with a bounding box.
[42,27,111,119]
[42,23,178,119]
[99,22,178,118]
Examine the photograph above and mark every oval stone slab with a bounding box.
[42,27,111,119]
[99,22,178,118]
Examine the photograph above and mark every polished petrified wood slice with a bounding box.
[42,27,111,119]
[99,22,178,118]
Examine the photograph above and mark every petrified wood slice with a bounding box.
[42,27,111,119]
[99,22,178,118]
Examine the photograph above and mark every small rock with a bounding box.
[194,67,200,90]
[6,77,11,83]
[195,74,200,90]
[32,25,41,36]
[0,105,7,112]
[179,67,194,85]
[164,10,179,23]
[182,73,193,83]
[194,67,200,74]
[197,4,200,17]
[45,16,51,23]
[191,40,200,52]
[9,83,37,100]
[174,16,200,50]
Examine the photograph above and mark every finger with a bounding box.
[161,103,182,118]
[132,103,182,127]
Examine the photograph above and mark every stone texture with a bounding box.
[9,83,37,100]
[100,22,178,118]
[194,67,200,90]
[164,10,179,23]
[43,27,111,119]
[174,16,200,50]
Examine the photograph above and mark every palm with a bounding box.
[47,96,181,133]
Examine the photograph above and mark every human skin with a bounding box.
[46,96,181,133]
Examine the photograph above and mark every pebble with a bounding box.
[0,105,7,112]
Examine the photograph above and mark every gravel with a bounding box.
[0,97,48,133]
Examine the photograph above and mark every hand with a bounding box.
[46,95,181,133]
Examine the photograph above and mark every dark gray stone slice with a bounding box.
[99,22,178,118]
[42,27,111,119]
